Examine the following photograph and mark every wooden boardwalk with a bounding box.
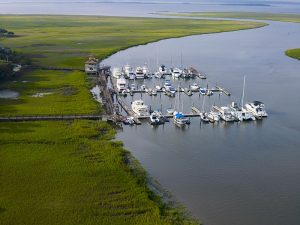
[0,115,109,122]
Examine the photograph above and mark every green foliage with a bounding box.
[285,48,300,60]
[162,12,300,23]
[0,70,101,116]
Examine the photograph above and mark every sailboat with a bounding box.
[173,85,189,126]
[233,76,256,121]
[200,96,210,123]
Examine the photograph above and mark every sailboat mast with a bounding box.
[241,76,246,107]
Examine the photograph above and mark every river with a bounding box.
[102,21,300,225]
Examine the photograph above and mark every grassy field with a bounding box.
[0,15,266,68]
[162,12,300,23]
[0,120,198,225]
[285,48,300,60]
[0,69,100,116]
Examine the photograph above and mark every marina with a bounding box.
[101,61,267,126]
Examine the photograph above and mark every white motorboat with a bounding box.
[135,67,145,79]
[142,64,149,76]
[230,102,255,121]
[245,101,268,118]
[163,79,172,91]
[207,111,220,123]
[124,64,132,75]
[159,64,170,75]
[149,111,165,125]
[151,89,157,96]
[172,68,182,79]
[155,85,161,90]
[166,108,175,115]
[131,100,149,116]
[116,76,126,92]
[190,83,199,91]
[123,116,135,125]
[173,111,189,126]
[112,67,122,79]
[128,72,135,80]
[130,83,136,91]
[200,112,210,122]
[218,106,236,122]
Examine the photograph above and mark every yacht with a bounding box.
[135,67,145,79]
[163,79,172,91]
[159,64,170,75]
[142,64,149,77]
[173,111,189,126]
[131,100,149,116]
[245,101,268,118]
[190,83,199,91]
[166,108,175,115]
[200,112,210,123]
[124,64,132,75]
[218,106,236,122]
[112,67,122,79]
[116,76,126,92]
[128,72,135,80]
[172,68,182,79]
[123,116,135,125]
[230,102,255,121]
[149,111,165,125]
[199,87,213,96]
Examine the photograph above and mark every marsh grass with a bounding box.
[0,120,200,225]
[286,48,300,60]
[0,70,100,116]
[0,15,266,68]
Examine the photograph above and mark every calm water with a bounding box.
[1,1,300,16]
[102,21,300,225]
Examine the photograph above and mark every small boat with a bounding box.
[230,102,255,121]
[245,101,268,119]
[147,88,153,96]
[135,67,145,79]
[128,72,135,80]
[155,85,161,90]
[142,64,149,76]
[219,106,236,122]
[190,83,199,91]
[159,64,169,75]
[207,111,220,123]
[130,83,136,91]
[163,79,172,91]
[131,100,149,116]
[116,76,126,92]
[123,116,135,125]
[166,108,175,115]
[173,111,188,126]
[200,112,210,123]
[169,86,176,94]
[140,84,146,91]
[198,72,206,79]
[121,90,127,97]
[172,68,182,79]
[112,67,122,79]
[152,89,157,96]
[149,110,165,125]
[199,87,206,95]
